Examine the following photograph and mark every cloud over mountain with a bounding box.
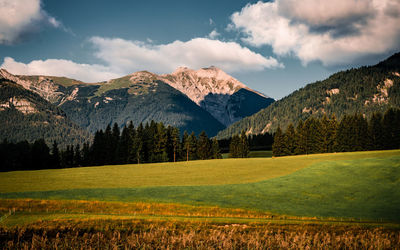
[90,36,282,74]
[230,0,400,66]
[1,37,282,82]
[1,57,119,82]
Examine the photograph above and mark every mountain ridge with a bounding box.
[0,67,274,134]
[216,52,400,139]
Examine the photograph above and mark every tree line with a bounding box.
[272,108,400,157]
[0,121,222,172]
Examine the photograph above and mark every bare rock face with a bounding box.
[161,66,273,126]
[0,69,65,103]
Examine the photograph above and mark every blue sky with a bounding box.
[1,0,399,99]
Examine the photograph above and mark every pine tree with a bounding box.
[306,118,322,154]
[170,127,180,162]
[284,123,296,155]
[272,126,285,157]
[328,114,338,152]
[74,144,82,167]
[295,120,306,155]
[118,124,133,164]
[320,115,330,153]
[91,129,106,166]
[104,124,113,164]
[111,122,121,164]
[188,132,197,161]
[132,123,143,164]
[81,142,91,166]
[368,112,384,150]
[229,134,241,158]
[151,122,168,162]
[211,138,222,159]
[50,141,61,169]
[182,131,190,161]
[383,108,397,149]
[239,130,250,158]
[335,115,351,152]
[197,131,211,160]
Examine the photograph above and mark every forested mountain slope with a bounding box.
[217,52,400,139]
[0,79,91,147]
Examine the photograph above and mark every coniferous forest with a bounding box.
[272,108,400,157]
[0,121,222,172]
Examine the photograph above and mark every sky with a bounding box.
[1,0,400,100]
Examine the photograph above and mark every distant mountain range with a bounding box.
[0,67,273,144]
[217,52,400,139]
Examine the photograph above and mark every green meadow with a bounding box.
[1,150,400,222]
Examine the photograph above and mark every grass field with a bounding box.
[1,150,400,248]
[1,150,399,222]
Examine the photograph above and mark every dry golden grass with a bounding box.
[1,219,399,249]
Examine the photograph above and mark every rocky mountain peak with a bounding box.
[159,66,273,126]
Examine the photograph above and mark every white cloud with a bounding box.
[1,57,119,82]
[90,36,283,74]
[1,36,282,82]
[230,0,400,66]
[208,29,220,39]
[0,0,66,44]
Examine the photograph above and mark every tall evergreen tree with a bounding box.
[50,141,61,169]
[170,127,180,162]
[197,131,211,160]
[229,134,241,158]
[188,132,197,161]
[383,108,398,149]
[295,120,306,155]
[306,118,322,154]
[239,130,250,158]
[81,142,91,166]
[320,115,337,153]
[182,131,190,161]
[368,112,384,150]
[132,123,143,164]
[284,123,296,155]
[211,138,222,159]
[91,129,106,166]
[74,144,82,167]
[272,126,285,157]
[111,122,121,164]
[335,115,352,152]
[118,124,133,164]
[103,124,114,164]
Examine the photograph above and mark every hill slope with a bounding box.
[0,79,91,147]
[1,150,399,221]
[217,52,400,138]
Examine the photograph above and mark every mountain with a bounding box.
[0,69,225,136]
[0,67,273,137]
[0,78,91,147]
[58,71,225,135]
[216,52,400,139]
[160,66,274,126]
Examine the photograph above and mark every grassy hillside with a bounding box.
[1,150,399,221]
